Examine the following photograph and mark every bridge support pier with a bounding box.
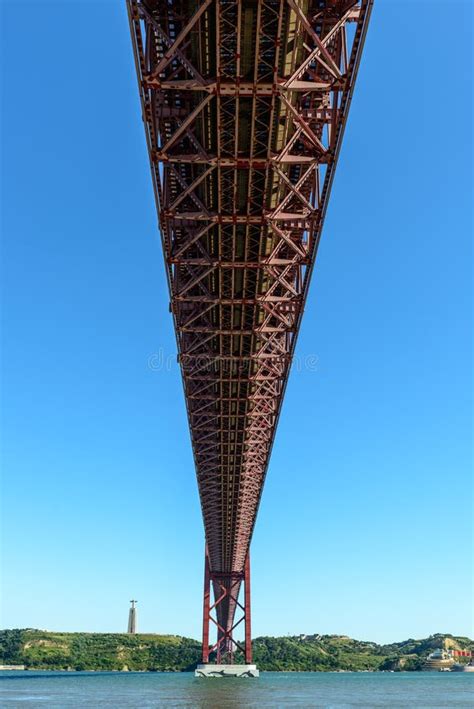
[196,547,258,677]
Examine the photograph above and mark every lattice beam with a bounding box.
[127,0,373,659]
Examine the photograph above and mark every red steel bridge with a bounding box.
[127,0,372,668]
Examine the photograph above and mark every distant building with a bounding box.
[127,600,137,634]
[423,649,454,671]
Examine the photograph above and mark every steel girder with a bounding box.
[201,547,252,663]
[127,0,372,648]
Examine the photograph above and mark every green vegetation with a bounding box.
[0,631,201,672]
[250,634,474,672]
[0,630,472,672]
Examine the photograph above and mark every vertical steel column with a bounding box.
[201,547,210,663]
[244,552,252,664]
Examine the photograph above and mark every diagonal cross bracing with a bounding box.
[127,0,372,652]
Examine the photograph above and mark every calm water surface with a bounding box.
[1,671,473,708]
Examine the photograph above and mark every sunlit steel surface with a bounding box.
[127,0,372,662]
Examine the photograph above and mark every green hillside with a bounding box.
[0,630,200,672]
[1,630,472,672]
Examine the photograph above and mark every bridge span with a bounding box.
[127,0,372,673]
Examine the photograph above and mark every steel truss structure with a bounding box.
[201,547,252,664]
[127,0,372,663]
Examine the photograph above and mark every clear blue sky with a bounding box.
[1,1,472,644]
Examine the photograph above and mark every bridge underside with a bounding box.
[128,0,371,662]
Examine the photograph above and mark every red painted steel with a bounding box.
[201,550,211,663]
[127,0,372,663]
[244,553,252,664]
[200,546,252,663]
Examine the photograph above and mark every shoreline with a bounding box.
[1,668,471,674]
[2,630,472,675]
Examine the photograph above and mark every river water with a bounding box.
[1,670,473,707]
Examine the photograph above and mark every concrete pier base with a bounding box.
[195,663,259,678]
